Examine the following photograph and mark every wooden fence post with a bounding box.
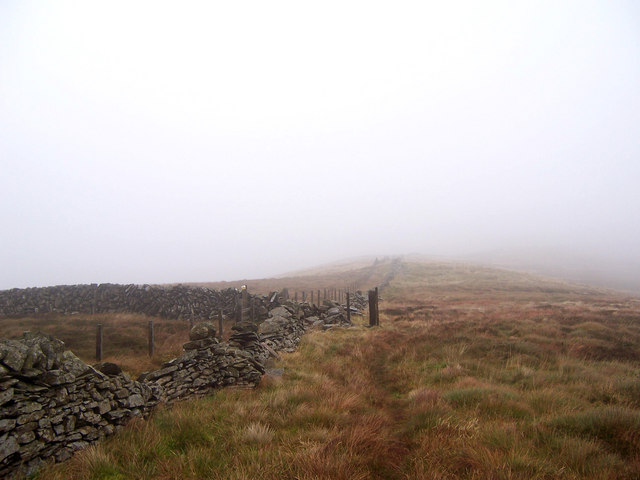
[295,291,298,302]
[346,292,351,323]
[218,310,224,338]
[311,290,314,305]
[96,324,103,362]
[368,290,375,326]
[148,320,154,357]
[368,289,380,327]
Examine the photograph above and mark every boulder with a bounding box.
[189,322,217,340]
[0,340,29,372]
[268,306,292,319]
[231,321,258,333]
[94,362,122,376]
[259,315,289,335]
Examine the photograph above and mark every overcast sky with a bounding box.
[1,1,639,289]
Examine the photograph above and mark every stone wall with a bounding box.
[0,291,359,479]
[0,284,244,321]
[139,322,265,404]
[0,332,160,479]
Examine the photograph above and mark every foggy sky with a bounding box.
[1,1,639,290]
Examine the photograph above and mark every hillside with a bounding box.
[23,258,640,479]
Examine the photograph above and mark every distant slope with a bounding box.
[384,257,612,304]
[190,255,621,303]
[461,248,640,295]
[190,257,400,296]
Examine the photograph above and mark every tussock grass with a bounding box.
[33,260,640,479]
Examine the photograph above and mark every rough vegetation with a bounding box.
[2,258,639,479]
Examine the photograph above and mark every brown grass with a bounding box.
[20,259,640,479]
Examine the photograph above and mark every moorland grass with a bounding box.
[22,259,640,478]
[36,303,640,479]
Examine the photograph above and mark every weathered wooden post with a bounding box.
[251,298,255,322]
[346,292,351,323]
[96,324,103,362]
[295,291,298,302]
[368,290,375,326]
[368,289,380,327]
[317,290,321,306]
[303,291,307,303]
[311,290,314,305]
[148,320,154,357]
[218,310,224,338]
[324,288,327,300]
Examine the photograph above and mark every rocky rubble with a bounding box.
[348,291,368,311]
[259,305,306,353]
[296,299,357,331]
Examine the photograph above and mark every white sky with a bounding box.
[1,1,639,288]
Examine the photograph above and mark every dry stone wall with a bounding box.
[0,284,243,321]
[139,322,265,403]
[0,289,360,479]
[0,332,160,479]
